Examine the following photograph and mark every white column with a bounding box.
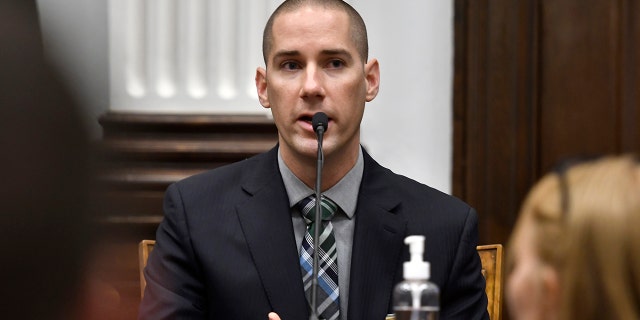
[109,0,273,114]
[183,0,207,99]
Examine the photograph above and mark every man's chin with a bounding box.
[280,141,319,161]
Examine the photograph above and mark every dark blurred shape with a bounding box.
[0,1,94,319]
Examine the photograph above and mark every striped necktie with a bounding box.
[298,195,340,320]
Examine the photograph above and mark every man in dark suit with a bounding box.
[139,1,488,319]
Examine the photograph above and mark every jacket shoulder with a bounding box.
[171,147,279,198]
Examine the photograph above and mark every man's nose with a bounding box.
[300,65,324,98]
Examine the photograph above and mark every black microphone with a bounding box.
[310,112,328,320]
[312,112,328,136]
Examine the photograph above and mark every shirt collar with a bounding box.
[278,147,364,219]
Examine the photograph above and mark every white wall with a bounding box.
[356,1,453,193]
[36,0,454,194]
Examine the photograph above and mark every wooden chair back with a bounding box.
[138,239,155,298]
[477,244,504,320]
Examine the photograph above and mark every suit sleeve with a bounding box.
[441,208,490,320]
[138,183,208,320]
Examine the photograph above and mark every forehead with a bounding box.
[270,6,355,55]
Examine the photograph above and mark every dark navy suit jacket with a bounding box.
[139,146,489,320]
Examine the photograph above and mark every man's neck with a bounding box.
[281,145,360,192]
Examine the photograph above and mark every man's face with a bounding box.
[256,5,379,163]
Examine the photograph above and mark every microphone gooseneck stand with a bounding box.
[310,112,328,320]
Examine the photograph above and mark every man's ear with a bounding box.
[364,58,380,102]
[255,67,270,108]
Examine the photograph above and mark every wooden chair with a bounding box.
[477,244,504,320]
[138,239,156,298]
[139,240,503,319]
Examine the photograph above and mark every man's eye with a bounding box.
[282,62,300,70]
[327,60,344,69]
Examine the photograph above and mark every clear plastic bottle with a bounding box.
[393,236,440,320]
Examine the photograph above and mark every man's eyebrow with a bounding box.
[271,49,353,61]
[272,50,300,61]
[320,49,352,58]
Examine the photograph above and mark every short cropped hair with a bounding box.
[262,0,369,65]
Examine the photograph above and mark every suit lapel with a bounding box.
[348,152,407,320]
[235,148,309,319]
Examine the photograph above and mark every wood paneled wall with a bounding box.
[454,2,639,318]
[453,0,640,261]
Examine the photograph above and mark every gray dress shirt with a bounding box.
[278,147,364,319]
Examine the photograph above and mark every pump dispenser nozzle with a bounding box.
[403,235,430,280]
[394,235,440,317]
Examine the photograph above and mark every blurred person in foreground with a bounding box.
[140,0,488,319]
[506,155,640,320]
[0,0,98,319]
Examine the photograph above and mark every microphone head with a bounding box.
[312,112,328,133]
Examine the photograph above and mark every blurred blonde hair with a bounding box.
[509,155,640,320]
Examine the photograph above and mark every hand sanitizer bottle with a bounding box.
[392,235,440,320]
